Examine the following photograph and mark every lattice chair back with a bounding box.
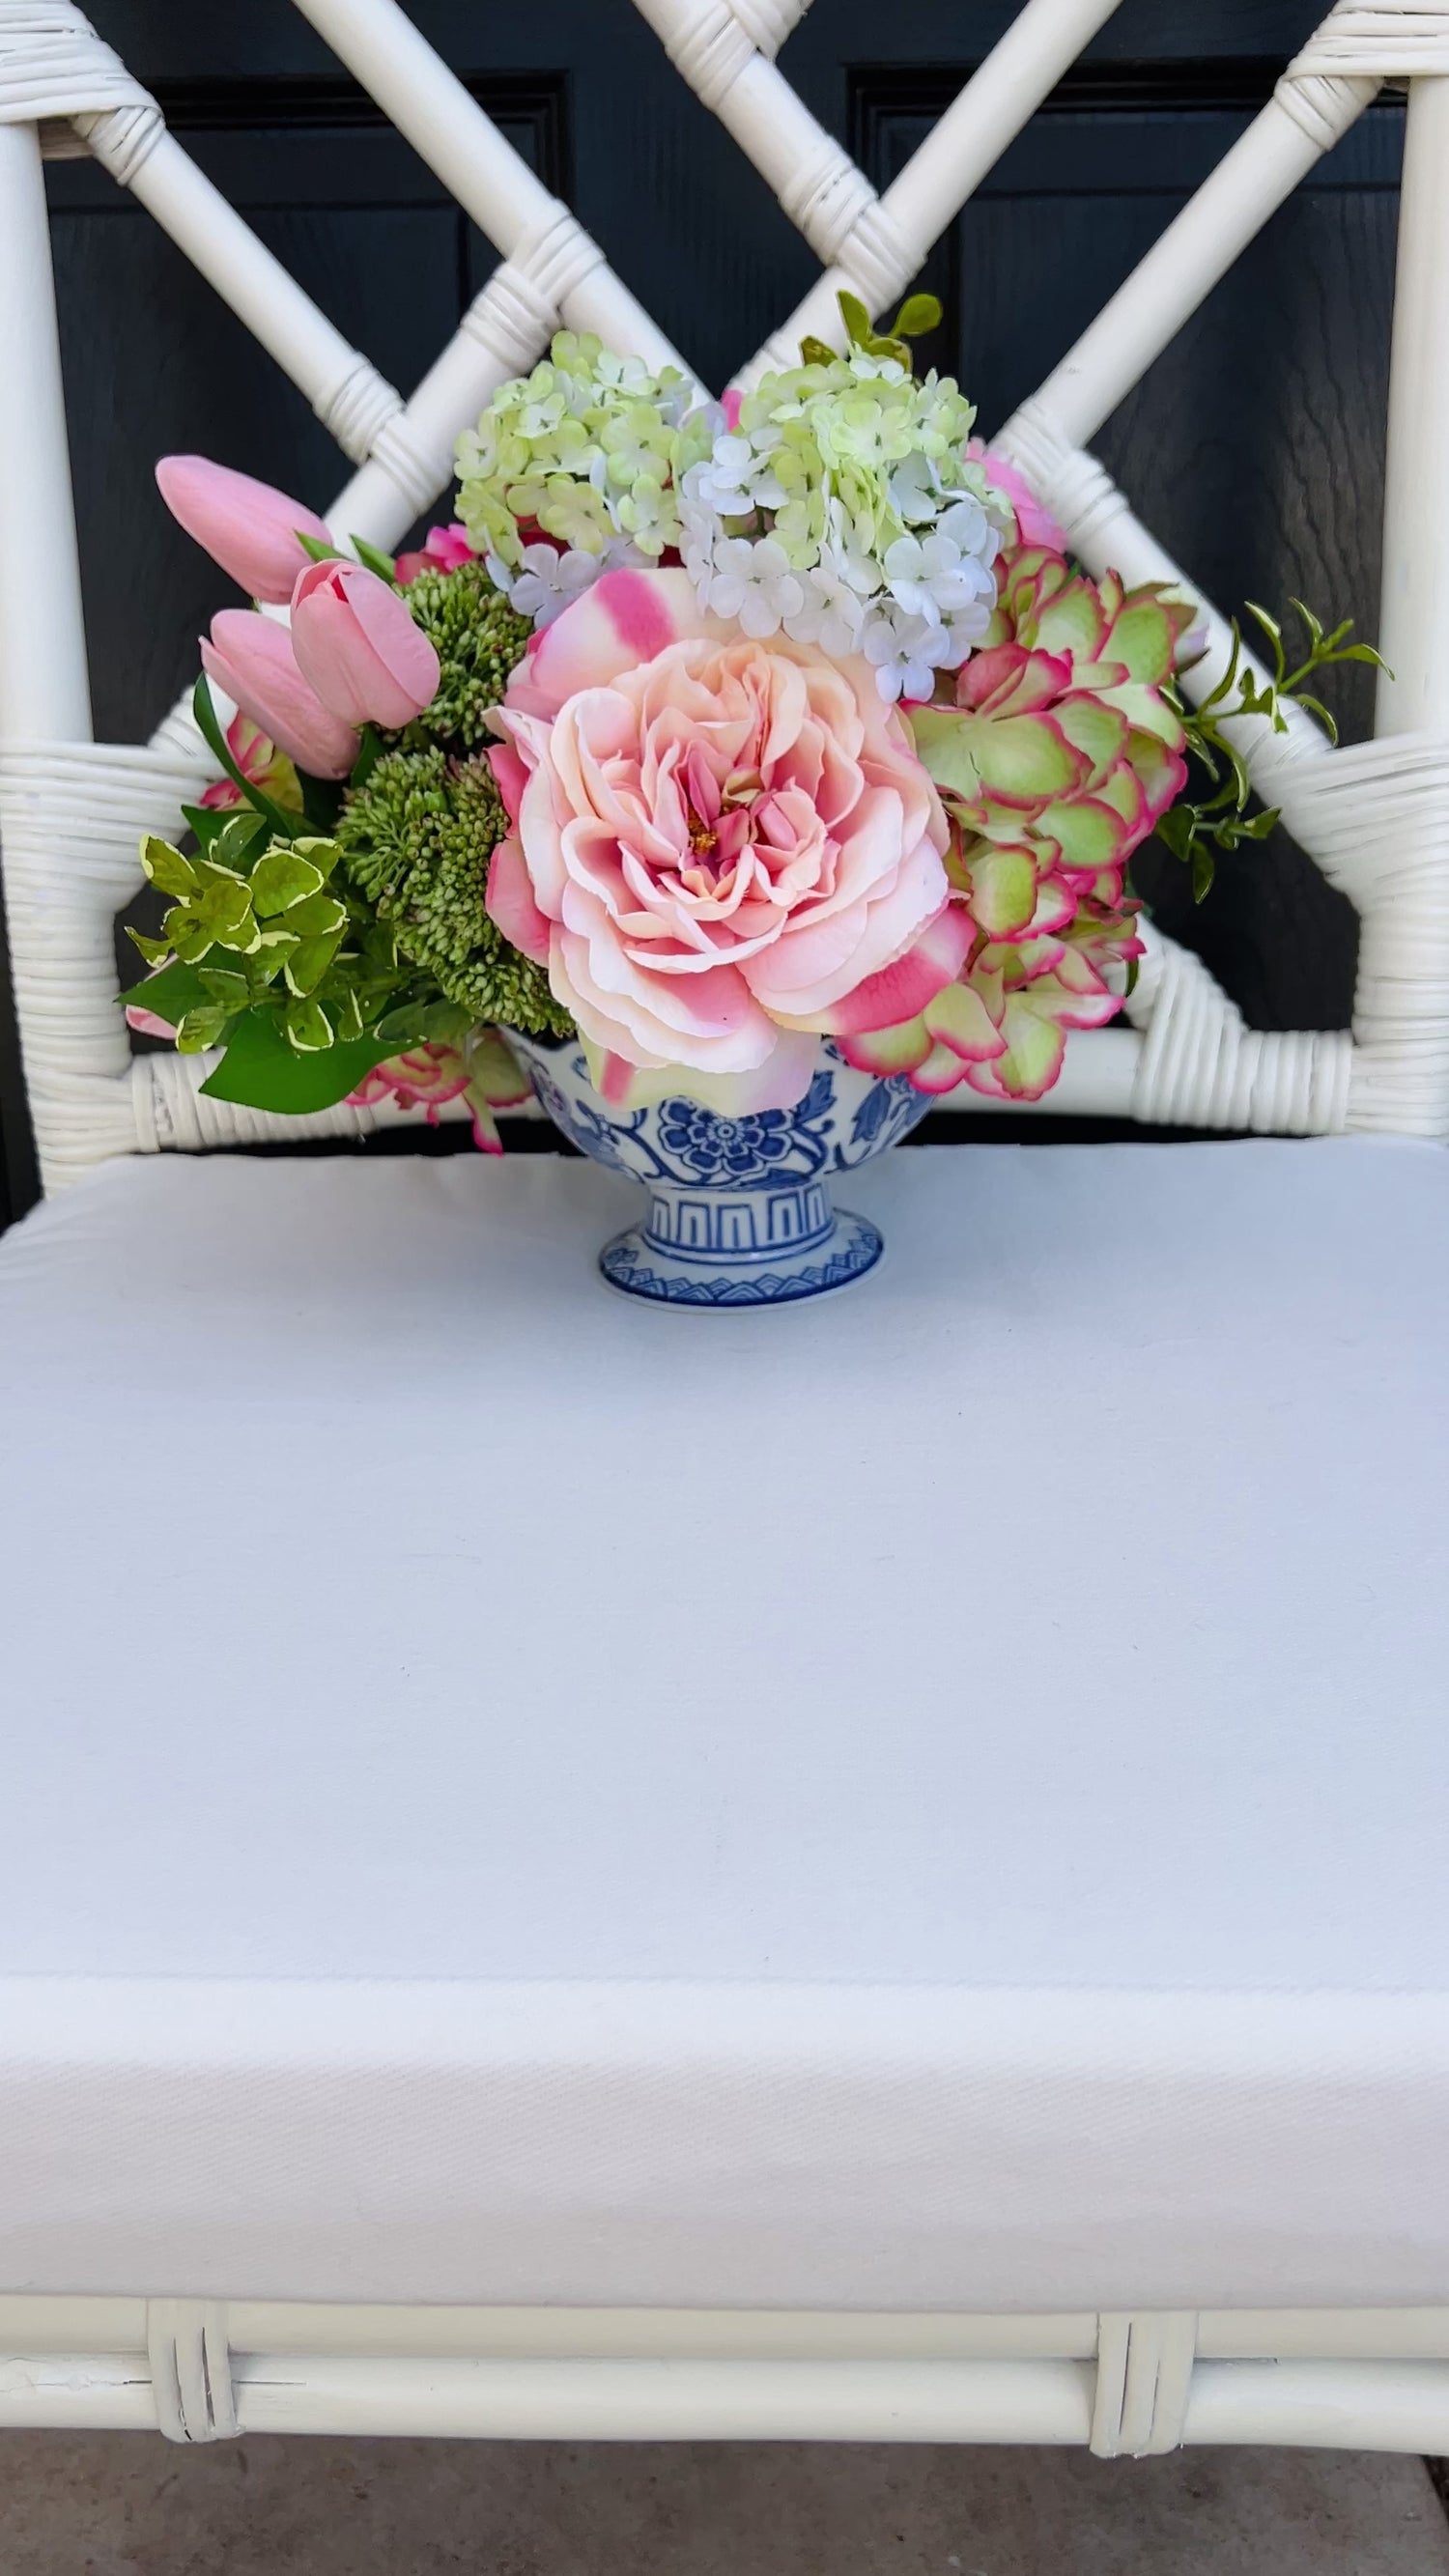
[2,0,1448,1192]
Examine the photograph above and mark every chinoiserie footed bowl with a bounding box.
[502,1030,934,1307]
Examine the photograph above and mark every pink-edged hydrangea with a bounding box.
[844,544,1195,1100]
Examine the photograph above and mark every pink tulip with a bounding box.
[290,557,440,729]
[201,610,360,779]
[156,456,333,606]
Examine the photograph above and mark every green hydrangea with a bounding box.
[337,746,570,1035]
[733,351,984,571]
[456,329,709,568]
[400,560,532,749]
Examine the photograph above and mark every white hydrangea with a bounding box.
[460,329,1013,699]
[861,605,944,706]
[487,533,646,630]
[703,535,807,638]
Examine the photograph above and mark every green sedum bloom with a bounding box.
[399,559,533,750]
[337,745,570,1035]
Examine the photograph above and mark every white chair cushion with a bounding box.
[0,1137,1446,2312]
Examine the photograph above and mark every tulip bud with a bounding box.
[157,456,334,606]
[290,557,441,729]
[201,610,361,779]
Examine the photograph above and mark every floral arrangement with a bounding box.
[126,297,1378,1137]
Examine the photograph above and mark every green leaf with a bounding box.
[798,335,837,367]
[1153,806,1195,863]
[1293,692,1340,746]
[297,529,343,563]
[182,802,243,851]
[291,835,340,881]
[283,930,345,997]
[198,966,252,1010]
[200,1006,400,1114]
[299,772,345,835]
[837,291,873,351]
[117,957,213,1023]
[350,535,398,583]
[125,928,174,969]
[1243,600,1286,681]
[349,723,384,794]
[371,1003,432,1048]
[283,892,347,940]
[175,1004,237,1053]
[249,930,299,985]
[211,809,271,871]
[250,849,326,917]
[890,293,942,340]
[192,853,250,894]
[373,997,471,1047]
[1197,622,1242,714]
[331,986,365,1043]
[140,834,198,900]
[1240,804,1281,840]
[1292,597,1325,652]
[209,920,263,957]
[1335,642,1391,671]
[194,880,255,944]
[285,996,333,1051]
[191,676,302,841]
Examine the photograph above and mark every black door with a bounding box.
[4,0,1401,1221]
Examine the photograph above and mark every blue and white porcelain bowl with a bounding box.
[503,1031,933,1307]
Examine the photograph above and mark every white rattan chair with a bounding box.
[1,0,1448,2460]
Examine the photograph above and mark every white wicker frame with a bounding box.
[3,0,1449,2458]
[0,0,1447,1188]
[10,2297,1449,2456]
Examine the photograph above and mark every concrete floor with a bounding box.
[0,2438,1446,2575]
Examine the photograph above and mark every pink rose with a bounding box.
[488,569,966,1107]
[290,557,440,730]
[967,439,1069,556]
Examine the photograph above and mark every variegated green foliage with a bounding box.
[119,801,444,1109]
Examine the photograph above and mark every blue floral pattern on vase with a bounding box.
[656,1069,835,1185]
[502,1031,933,1307]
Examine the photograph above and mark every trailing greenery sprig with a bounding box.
[1154,601,1387,901]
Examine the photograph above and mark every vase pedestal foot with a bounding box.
[599,1182,884,1307]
